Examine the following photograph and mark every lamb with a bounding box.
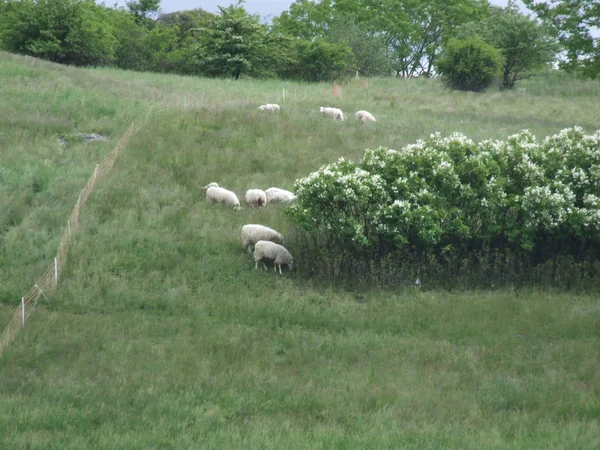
[355,110,376,123]
[265,187,296,204]
[319,106,346,121]
[259,103,280,112]
[254,240,294,274]
[245,189,268,207]
[202,182,242,210]
[241,224,284,253]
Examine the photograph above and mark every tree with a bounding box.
[191,3,275,79]
[126,0,160,23]
[458,4,559,88]
[322,15,391,76]
[437,37,503,91]
[272,0,333,40]
[272,0,490,77]
[0,0,118,66]
[157,9,215,41]
[523,0,600,79]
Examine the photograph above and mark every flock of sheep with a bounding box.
[260,103,377,124]
[201,182,295,274]
[202,103,376,275]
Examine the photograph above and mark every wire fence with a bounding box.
[0,111,150,357]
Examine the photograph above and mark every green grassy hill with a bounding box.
[1,51,599,449]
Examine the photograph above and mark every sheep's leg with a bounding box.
[278,265,283,275]
[247,245,252,253]
[263,262,269,271]
[255,261,258,270]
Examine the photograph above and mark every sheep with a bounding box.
[254,240,294,274]
[319,106,346,121]
[355,110,376,123]
[241,224,284,253]
[202,182,242,210]
[259,103,280,112]
[265,187,296,204]
[245,189,267,207]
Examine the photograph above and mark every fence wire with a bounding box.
[0,110,150,356]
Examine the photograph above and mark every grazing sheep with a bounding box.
[241,224,284,253]
[355,110,376,123]
[245,189,267,207]
[319,106,346,121]
[254,240,294,274]
[259,103,280,112]
[265,187,296,204]
[202,182,242,210]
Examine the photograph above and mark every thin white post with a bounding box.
[54,257,58,284]
[21,298,25,326]
[356,70,359,80]
[282,89,286,102]
[94,164,99,179]
[184,96,187,110]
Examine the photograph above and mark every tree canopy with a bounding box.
[458,4,559,88]
[523,0,600,78]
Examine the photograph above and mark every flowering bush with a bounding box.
[288,127,600,259]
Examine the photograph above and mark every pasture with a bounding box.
[1,51,599,449]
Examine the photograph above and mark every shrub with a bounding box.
[436,37,503,92]
[0,0,118,66]
[284,39,357,82]
[286,127,600,288]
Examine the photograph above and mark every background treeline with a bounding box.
[0,0,598,83]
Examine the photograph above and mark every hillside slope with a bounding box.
[1,52,599,449]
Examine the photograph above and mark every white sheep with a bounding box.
[265,187,296,204]
[202,182,242,210]
[319,106,346,121]
[355,110,376,123]
[241,224,284,253]
[254,240,294,274]
[245,189,267,207]
[259,103,280,112]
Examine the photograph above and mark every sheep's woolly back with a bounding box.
[245,189,267,207]
[355,110,376,123]
[265,187,296,204]
[319,107,346,121]
[242,224,284,249]
[254,241,294,266]
[206,186,241,209]
[259,103,280,112]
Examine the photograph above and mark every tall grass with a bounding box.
[1,52,599,448]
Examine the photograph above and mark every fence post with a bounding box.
[283,89,286,102]
[21,298,25,326]
[54,257,58,285]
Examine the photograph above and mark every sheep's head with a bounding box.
[234,205,243,211]
[202,182,219,190]
[288,260,294,271]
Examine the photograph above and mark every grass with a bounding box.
[1,50,599,448]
